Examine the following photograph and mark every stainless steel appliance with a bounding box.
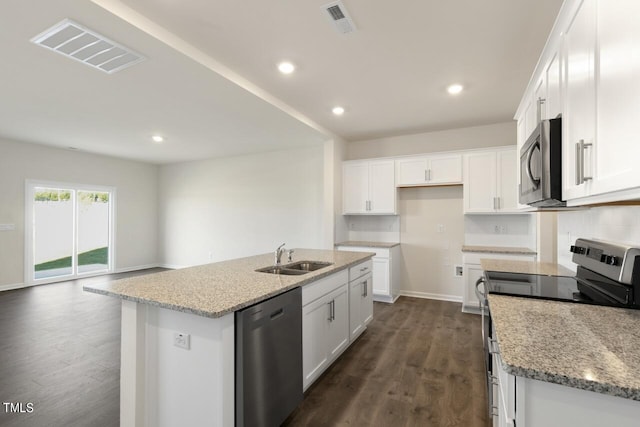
[475,238,640,421]
[235,287,302,427]
[519,117,564,207]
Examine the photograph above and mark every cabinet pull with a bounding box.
[576,140,593,185]
[424,170,428,181]
[362,280,368,297]
[496,197,500,210]
[359,267,368,272]
[427,169,431,181]
[537,97,546,123]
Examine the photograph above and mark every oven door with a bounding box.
[475,276,495,420]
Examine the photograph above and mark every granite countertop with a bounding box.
[489,294,640,400]
[462,245,536,255]
[83,249,374,319]
[335,241,400,248]
[480,259,574,276]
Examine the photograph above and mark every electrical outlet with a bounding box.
[499,225,507,234]
[173,332,190,350]
[455,266,463,277]
[494,225,500,234]
[437,224,445,233]
[208,251,213,261]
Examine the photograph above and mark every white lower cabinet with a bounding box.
[462,252,536,313]
[336,245,400,303]
[302,261,374,390]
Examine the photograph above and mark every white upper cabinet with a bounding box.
[463,147,518,214]
[591,0,640,196]
[563,0,597,200]
[343,159,396,215]
[516,0,640,206]
[395,153,462,187]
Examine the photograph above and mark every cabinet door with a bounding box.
[362,274,373,327]
[545,50,562,120]
[302,296,330,389]
[343,162,369,214]
[368,160,396,214]
[372,257,390,296]
[463,264,484,312]
[496,149,518,212]
[428,154,462,184]
[464,152,497,213]
[592,1,640,196]
[326,285,349,362]
[349,279,364,340]
[523,93,537,138]
[563,0,596,200]
[396,157,428,186]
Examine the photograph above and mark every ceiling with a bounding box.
[0,0,563,164]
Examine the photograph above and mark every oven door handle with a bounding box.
[526,141,541,190]
[475,276,486,301]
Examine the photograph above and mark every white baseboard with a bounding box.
[398,290,463,303]
[158,263,185,270]
[0,282,27,292]
[461,305,481,315]
[115,264,161,273]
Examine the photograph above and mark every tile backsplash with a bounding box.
[557,206,640,271]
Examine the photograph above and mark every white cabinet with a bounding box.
[563,0,597,201]
[337,245,401,304]
[463,148,519,214]
[302,271,349,390]
[395,153,462,187]
[348,267,373,341]
[462,252,536,313]
[343,160,396,215]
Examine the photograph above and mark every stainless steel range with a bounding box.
[475,238,640,422]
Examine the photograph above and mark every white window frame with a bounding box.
[25,179,116,286]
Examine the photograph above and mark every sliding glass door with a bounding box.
[27,182,114,284]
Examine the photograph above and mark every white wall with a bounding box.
[344,216,400,244]
[346,121,516,160]
[0,138,159,288]
[557,206,640,272]
[158,145,325,268]
[398,186,465,301]
[464,214,536,248]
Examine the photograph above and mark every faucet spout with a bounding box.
[275,243,286,265]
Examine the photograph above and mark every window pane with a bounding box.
[77,191,110,274]
[33,187,74,279]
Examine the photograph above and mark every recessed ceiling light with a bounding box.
[151,135,164,143]
[447,84,464,95]
[278,62,295,74]
[332,106,345,116]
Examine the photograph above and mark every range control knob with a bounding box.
[570,245,586,255]
[600,254,619,266]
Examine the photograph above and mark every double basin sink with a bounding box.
[256,261,333,276]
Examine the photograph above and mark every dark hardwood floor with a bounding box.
[1,274,488,427]
[284,297,489,427]
[0,269,166,427]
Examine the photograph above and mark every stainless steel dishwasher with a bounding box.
[235,287,302,427]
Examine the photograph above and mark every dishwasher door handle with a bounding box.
[270,308,284,320]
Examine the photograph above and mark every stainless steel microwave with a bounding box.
[519,117,565,207]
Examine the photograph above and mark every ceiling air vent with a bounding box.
[322,1,357,34]
[31,19,145,74]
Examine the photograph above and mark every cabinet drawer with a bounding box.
[302,270,348,307]
[349,260,373,282]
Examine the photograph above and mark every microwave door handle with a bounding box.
[526,142,541,189]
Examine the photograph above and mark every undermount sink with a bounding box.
[255,260,333,275]
[284,261,333,272]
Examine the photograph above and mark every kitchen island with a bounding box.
[84,249,374,427]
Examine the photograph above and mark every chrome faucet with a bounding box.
[275,243,286,265]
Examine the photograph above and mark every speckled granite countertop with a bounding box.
[335,241,400,248]
[462,245,536,255]
[481,259,574,276]
[489,294,640,400]
[83,249,374,319]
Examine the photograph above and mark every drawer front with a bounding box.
[302,269,349,306]
[336,246,390,259]
[349,260,373,282]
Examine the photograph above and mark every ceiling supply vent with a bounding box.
[322,1,357,34]
[31,19,145,74]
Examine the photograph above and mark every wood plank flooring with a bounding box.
[284,297,489,427]
[0,269,166,427]
[1,274,488,427]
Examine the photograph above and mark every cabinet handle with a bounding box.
[428,169,432,181]
[424,170,428,181]
[496,197,500,210]
[537,97,546,123]
[576,140,593,185]
[360,267,368,272]
[575,142,582,185]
